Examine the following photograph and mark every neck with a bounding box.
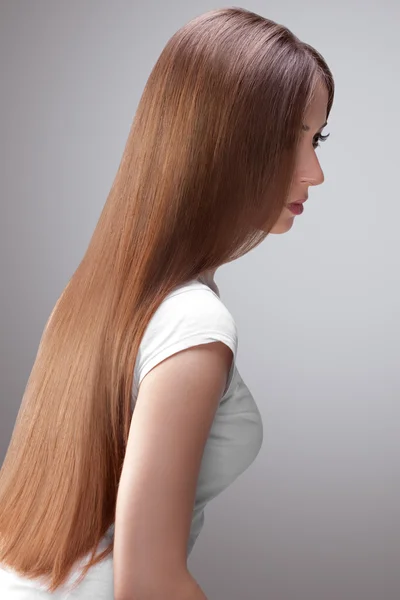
[199,268,216,281]
[198,268,219,295]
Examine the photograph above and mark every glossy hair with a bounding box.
[0,7,334,592]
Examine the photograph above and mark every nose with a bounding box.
[301,152,325,187]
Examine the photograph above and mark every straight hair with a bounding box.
[0,7,334,592]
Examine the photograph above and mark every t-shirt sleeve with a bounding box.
[133,288,238,398]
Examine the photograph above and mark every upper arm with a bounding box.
[113,340,233,599]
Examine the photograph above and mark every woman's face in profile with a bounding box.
[270,81,329,235]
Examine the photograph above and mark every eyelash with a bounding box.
[313,132,330,149]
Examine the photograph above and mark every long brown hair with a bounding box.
[0,7,334,592]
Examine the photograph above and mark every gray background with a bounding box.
[1,1,399,598]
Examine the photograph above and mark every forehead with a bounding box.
[304,80,329,127]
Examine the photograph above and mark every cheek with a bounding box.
[293,137,313,176]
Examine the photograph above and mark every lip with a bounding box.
[288,203,304,215]
[289,198,308,205]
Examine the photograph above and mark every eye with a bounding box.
[313,132,330,149]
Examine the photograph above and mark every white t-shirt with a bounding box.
[0,278,263,598]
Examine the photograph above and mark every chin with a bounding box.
[268,216,295,235]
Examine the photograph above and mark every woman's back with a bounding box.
[0,278,263,598]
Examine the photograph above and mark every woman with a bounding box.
[0,6,334,599]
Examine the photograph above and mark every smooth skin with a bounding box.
[114,342,232,600]
[269,80,329,234]
[113,82,329,600]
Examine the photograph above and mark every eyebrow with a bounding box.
[302,121,328,132]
